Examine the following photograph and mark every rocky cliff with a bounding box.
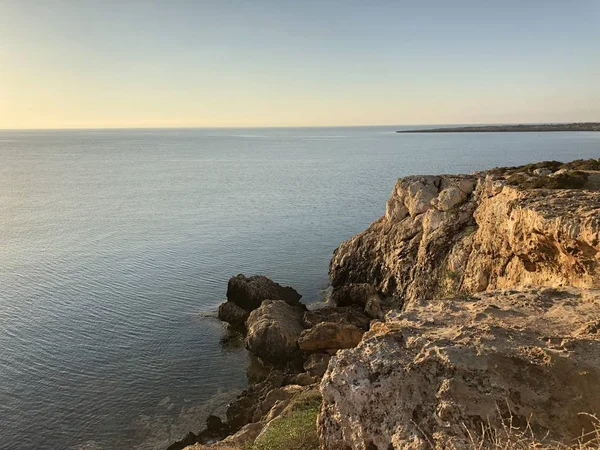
[330,161,600,308]
[320,159,600,449]
[175,159,600,450]
[319,287,600,449]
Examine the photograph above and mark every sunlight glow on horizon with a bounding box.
[1,1,599,130]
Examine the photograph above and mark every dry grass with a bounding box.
[464,411,600,450]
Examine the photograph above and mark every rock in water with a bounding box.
[245,300,305,364]
[217,301,249,327]
[227,274,303,311]
[318,287,600,449]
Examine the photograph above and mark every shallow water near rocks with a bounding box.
[1,126,598,449]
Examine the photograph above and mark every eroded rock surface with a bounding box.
[245,300,305,364]
[298,322,364,353]
[330,166,600,307]
[319,287,600,449]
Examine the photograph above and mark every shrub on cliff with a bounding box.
[506,170,588,189]
[561,158,600,171]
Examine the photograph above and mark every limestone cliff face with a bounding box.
[330,170,600,307]
[319,287,600,449]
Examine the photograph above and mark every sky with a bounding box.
[1,0,599,129]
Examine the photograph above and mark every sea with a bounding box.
[1,126,598,449]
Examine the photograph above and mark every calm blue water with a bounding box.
[0,127,598,449]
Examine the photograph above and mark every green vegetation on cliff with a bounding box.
[249,389,321,450]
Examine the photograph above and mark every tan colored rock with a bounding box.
[432,185,468,211]
[401,175,439,217]
[298,322,364,353]
[318,287,600,449]
[245,300,304,364]
[285,372,319,386]
[330,166,600,307]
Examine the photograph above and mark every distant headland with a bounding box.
[397,122,600,133]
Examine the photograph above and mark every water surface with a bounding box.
[1,127,598,449]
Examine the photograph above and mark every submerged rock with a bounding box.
[217,301,249,327]
[319,287,600,449]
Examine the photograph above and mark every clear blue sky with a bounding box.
[1,0,599,128]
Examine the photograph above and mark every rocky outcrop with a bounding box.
[245,300,305,364]
[218,274,303,327]
[217,301,249,328]
[298,322,364,353]
[319,287,600,449]
[178,160,600,450]
[227,274,302,310]
[330,162,600,307]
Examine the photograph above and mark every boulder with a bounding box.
[298,322,364,353]
[319,287,600,449]
[227,274,302,311]
[331,283,380,309]
[303,353,331,378]
[303,306,371,330]
[245,300,304,364]
[218,301,249,327]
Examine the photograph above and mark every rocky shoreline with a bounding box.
[169,158,600,450]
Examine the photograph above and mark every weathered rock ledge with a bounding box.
[330,159,600,308]
[320,287,600,449]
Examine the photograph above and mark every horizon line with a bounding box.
[0,120,597,132]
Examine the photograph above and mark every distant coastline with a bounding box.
[397,122,600,133]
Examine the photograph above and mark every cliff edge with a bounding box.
[330,160,600,308]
